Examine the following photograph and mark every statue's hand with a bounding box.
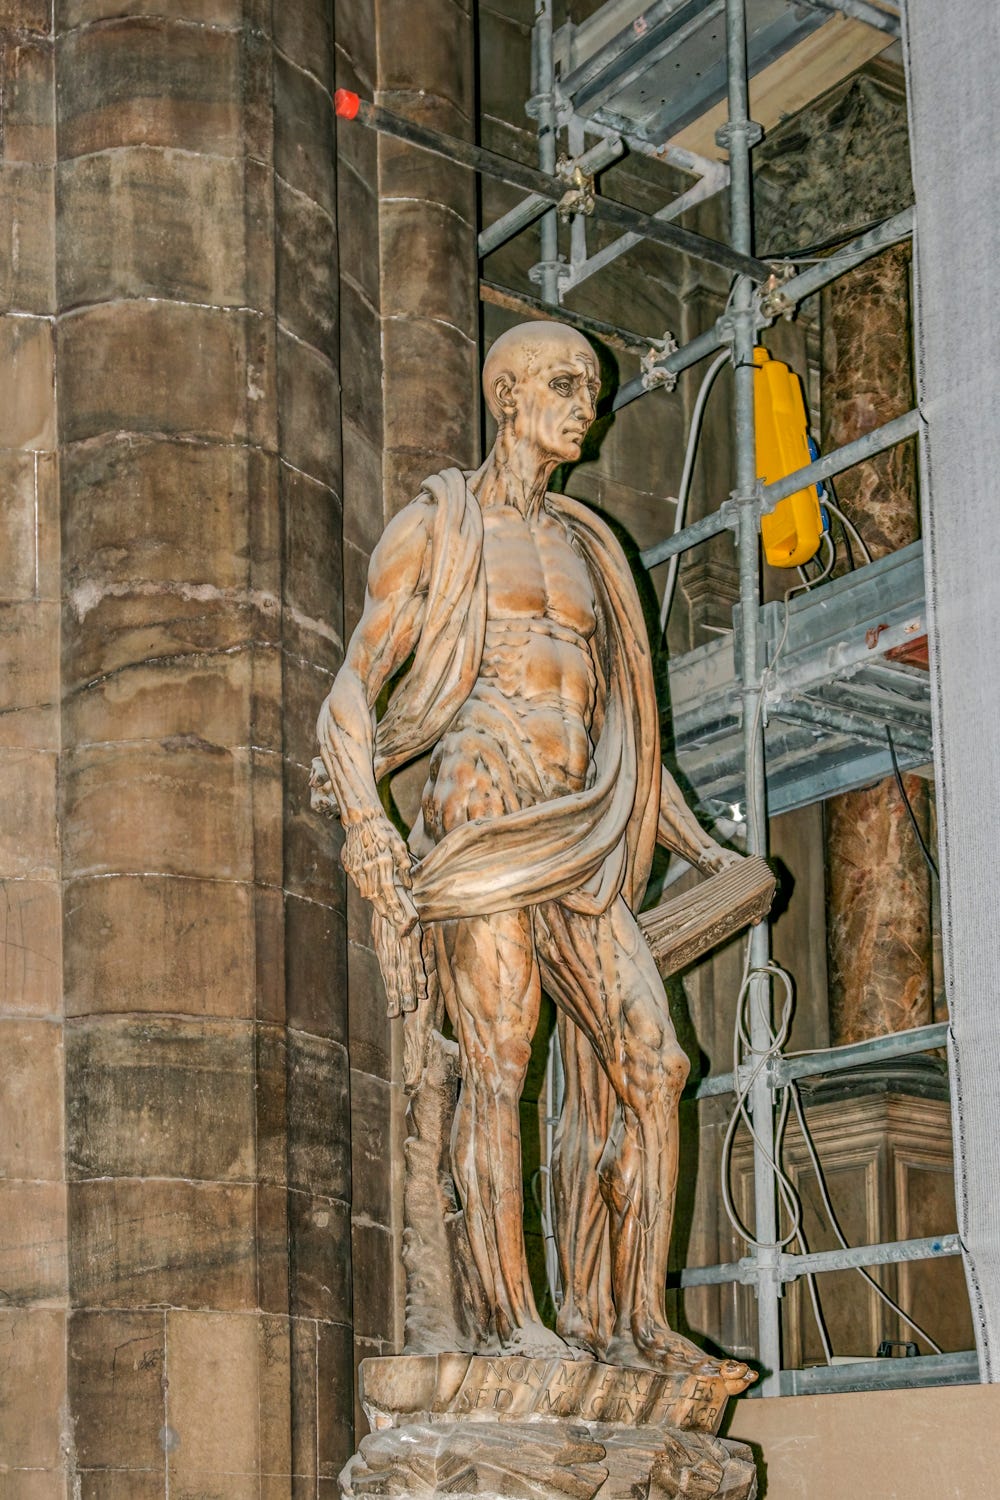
[341,812,420,934]
[698,844,745,877]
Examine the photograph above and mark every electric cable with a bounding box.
[658,350,731,633]
[794,530,836,590]
[787,1081,944,1355]
[823,492,872,565]
[886,724,940,881]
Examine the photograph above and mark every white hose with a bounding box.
[659,350,731,634]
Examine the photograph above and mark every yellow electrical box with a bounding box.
[754,346,823,568]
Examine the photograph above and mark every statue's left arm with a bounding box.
[656,765,743,875]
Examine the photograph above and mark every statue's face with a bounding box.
[509,341,599,464]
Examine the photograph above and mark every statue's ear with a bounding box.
[492,371,517,420]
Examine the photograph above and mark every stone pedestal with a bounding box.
[340,1355,756,1499]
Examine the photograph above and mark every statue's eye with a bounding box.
[550,378,573,395]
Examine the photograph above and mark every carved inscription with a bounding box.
[362,1353,729,1438]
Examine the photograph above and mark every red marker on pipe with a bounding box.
[334,89,361,120]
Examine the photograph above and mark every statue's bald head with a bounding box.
[483,321,598,422]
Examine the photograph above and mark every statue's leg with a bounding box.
[550,1010,613,1354]
[536,898,752,1389]
[439,908,568,1357]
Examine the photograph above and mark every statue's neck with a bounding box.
[469,435,555,518]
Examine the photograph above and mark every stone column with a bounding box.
[0,0,65,1481]
[756,65,931,1046]
[5,0,352,1492]
[335,0,479,1428]
[821,248,932,1043]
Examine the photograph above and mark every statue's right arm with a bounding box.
[316,495,435,930]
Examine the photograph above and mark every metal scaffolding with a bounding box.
[333,0,969,1401]
[511,0,964,1400]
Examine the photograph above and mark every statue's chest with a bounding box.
[482,510,597,636]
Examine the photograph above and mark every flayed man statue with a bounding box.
[314,321,760,1404]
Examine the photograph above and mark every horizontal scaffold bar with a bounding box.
[780,1350,978,1398]
[477,135,624,258]
[641,407,921,568]
[333,91,773,283]
[678,1232,962,1289]
[694,1020,949,1101]
[761,206,914,316]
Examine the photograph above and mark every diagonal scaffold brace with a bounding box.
[333,88,773,285]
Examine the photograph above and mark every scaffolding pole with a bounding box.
[720,0,783,1398]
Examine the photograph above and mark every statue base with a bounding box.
[339,1355,757,1500]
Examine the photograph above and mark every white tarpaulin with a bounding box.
[905,1,1000,1380]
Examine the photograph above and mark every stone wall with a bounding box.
[1,0,353,1491]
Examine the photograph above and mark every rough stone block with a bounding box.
[349,1070,397,1229]
[342,536,369,648]
[254,883,285,1027]
[379,198,476,335]
[0,449,42,600]
[1,36,55,165]
[286,1029,350,1199]
[166,1310,259,1483]
[290,1316,319,1480]
[256,1181,290,1315]
[77,1478,163,1500]
[283,765,343,908]
[0,1180,67,1303]
[64,652,258,766]
[284,892,348,1046]
[282,654,340,780]
[60,434,259,591]
[377,0,472,121]
[350,1219,398,1344]
[68,1178,256,1309]
[289,1190,352,1323]
[341,417,384,555]
[377,98,476,225]
[333,0,375,94]
[68,1309,166,1471]
[334,151,378,310]
[2,1474,73,1500]
[0,1018,62,1179]
[317,1319,356,1480]
[254,1022,287,1188]
[276,327,341,491]
[346,937,394,1082]
[57,147,247,310]
[282,463,343,651]
[0,876,61,1017]
[57,302,260,446]
[0,162,55,315]
[381,316,477,484]
[65,1017,255,1182]
[56,20,242,160]
[276,177,338,362]
[64,874,254,1020]
[61,740,254,882]
[273,0,334,94]
[338,280,382,451]
[273,51,335,216]
[0,751,56,878]
[0,1308,66,1468]
[0,601,59,748]
[0,0,49,29]
[58,0,241,28]
[382,447,471,522]
[258,1314,293,1479]
[0,314,55,449]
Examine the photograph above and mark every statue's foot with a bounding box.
[555,1311,602,1363]
[604,1328,757,1394]
[501,1321,590,1361]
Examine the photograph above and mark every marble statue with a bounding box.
[314,321,756,1398]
